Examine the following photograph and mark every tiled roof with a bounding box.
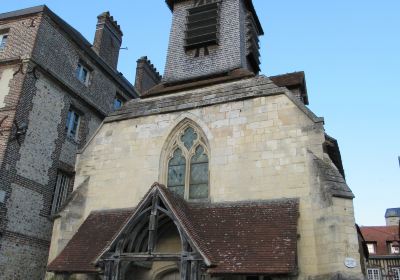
[48,184,299,275]
[47,209,133,273]
[360,226,400,256]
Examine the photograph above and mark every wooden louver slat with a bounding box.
[185,2,220,50]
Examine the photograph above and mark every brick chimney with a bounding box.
[135,56,162,95]
[93,12,123,69]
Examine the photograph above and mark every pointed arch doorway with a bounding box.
[155,268,180,280]
[98,184,209,280]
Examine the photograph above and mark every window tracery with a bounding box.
[165,123,209,200]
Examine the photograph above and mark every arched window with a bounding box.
[165,124,209,200]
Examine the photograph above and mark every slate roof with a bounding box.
[386,208,400,218]
[313,155,354,199]
[48,184,299,275]
[360,226,400,256]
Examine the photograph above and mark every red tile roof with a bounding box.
[47,209,133,273]
[48,184,299,275]
[360,226,400,256]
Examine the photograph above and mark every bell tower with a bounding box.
[163,0,264,83]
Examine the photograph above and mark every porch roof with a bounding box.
[48,184,299,275]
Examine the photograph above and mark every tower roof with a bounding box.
[386,208,400,218]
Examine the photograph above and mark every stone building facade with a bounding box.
[0,6,137,279]
[47,1,364,279]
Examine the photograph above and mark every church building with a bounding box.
[47,0,365,279]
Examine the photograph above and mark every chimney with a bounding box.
[135,56,162,95]
[93,12,123,69]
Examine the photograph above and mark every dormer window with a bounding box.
[185,2,220,51]
[366,242,376,254]
[389,242,400,254]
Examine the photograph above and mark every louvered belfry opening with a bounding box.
[246,11,261,73]
[184,1,220,50]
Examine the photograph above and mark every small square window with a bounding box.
[51,171,72,214]
[0,34,8,51]
[76,63,90,85]
[66,109,81,140]
[114,97,123,110]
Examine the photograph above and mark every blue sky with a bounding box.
[1,1,399,225]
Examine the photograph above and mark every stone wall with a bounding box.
[32,14,125,114]
[51,91,364,279]
[0,8,134,280]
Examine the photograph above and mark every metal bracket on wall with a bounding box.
[13,62,25,76]
[10,120,28,146]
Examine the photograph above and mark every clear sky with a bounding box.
[1,1,399,226]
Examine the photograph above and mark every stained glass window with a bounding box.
[181,127,198,150]
[189,145,209,199]
[167,148,186,198]
[166,124,209,200]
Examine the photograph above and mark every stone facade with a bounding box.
[47,0,364,279]
[0,6,136,280]
[49,77,363,280]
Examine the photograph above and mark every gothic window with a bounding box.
[166,124,209,200]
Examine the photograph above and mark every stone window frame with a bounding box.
[161,119,210,201]
[113,92,125,110]
[50,170,73,215]
[0,29,10,51]
[75,60,92,86]
[65,107,82,142]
